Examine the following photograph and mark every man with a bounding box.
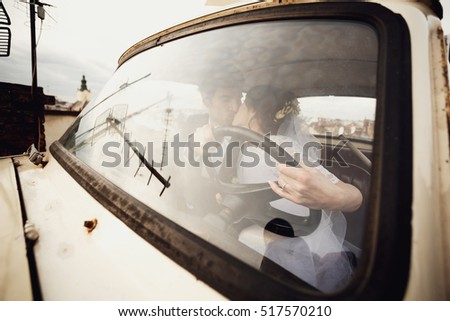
[182,78,243,142]
[178,76,243,217]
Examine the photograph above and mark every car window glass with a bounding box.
[62,19,377,293]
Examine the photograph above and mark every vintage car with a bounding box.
[1,0,449,300]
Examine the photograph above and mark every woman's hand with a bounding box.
[269,164,363,212]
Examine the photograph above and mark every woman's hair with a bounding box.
[245,85,299,134]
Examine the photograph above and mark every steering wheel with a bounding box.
[209,125,321,236]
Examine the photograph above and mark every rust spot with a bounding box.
[437,27,450,153]
[84,218,98,233]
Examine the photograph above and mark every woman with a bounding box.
[231,85,362,292]
[233,86,362,212]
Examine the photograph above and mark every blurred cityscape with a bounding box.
[307,117,375,140]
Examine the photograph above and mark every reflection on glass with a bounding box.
[62,19,377,293]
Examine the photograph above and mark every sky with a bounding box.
[0,0,250,101]
[1,0,450,102]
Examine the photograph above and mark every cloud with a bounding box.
[0,41,32,85]
[0,38,113,101]
[8,0,449,104]
[1,0,218,101]
[34,45,114,100]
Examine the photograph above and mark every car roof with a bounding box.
[118,0,442,68]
